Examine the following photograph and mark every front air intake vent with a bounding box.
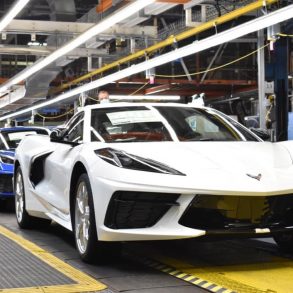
[105,191,180,229]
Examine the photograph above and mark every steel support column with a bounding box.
[258,29,266,129]
[275,37,289,141]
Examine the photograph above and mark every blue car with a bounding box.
[0,126,49,199]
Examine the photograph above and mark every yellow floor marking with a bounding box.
[0,225,107,293]
[210,285,223,292]
[185,275,196,281]
[177,273,187,278]
[161,267,171,272]
[192,279,204,285]
[153,253,293,293]
[201,282,213,288]
[169,270,180,275]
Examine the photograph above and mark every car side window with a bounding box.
[63,112,84,143]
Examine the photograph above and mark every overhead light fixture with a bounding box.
[28,41,40,46]
[0,0,30,32]
[0,0,155,95]
[115,81,147,85]
[109,95,180,101]
[1,4,292,121]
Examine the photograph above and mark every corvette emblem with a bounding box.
[246,173,262,181]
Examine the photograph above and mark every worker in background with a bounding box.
[98,90,110,104]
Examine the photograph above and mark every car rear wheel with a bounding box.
[274,233,293,252]
[15,166,51,229]
[74,173,120,263]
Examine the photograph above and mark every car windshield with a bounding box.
[1,129,48,149]
[90,106,259,143]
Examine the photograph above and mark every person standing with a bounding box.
[98,90,110,103]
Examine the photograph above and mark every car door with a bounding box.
[38,112,85,218]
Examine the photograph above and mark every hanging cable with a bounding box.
[35,108,74,120]
[129,81,150,96]
[85,96,99,102]
[155,42,270,78]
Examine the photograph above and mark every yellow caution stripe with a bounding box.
[0,225,106,293]
[143,258,235,293]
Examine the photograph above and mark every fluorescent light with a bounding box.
[109,95,180,100]
[0,0,30,32]
[0,0,155,94]
[1,4,292,120]
[27,41,47,47]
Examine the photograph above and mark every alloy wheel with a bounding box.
[15,171,24,223]
[75,181,90,254]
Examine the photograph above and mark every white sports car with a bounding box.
[14,103,293,262]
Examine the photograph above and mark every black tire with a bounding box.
[14,166,51,229]
[274,233,293,252]
[73,173,121,263]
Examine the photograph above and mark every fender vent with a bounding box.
[30,152,52,187]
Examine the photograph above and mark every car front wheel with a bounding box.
[74,173,120,263]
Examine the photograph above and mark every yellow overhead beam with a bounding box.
[52,0,277,94]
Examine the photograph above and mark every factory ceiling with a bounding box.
[0,0,292,119]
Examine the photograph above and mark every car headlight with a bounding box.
[0,155,14,165]
[95,148,185,176]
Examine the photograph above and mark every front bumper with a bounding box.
[93,178,293,241]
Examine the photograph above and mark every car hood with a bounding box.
[103,141,293,195]
[113,141,292,171]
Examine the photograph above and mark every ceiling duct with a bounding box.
[144,3,178,15]
[46,0,76,22]
[120,10,149,28]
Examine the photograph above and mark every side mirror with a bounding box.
[50,128,64,141]
[49,127,79,147]
[250,128,270,141]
